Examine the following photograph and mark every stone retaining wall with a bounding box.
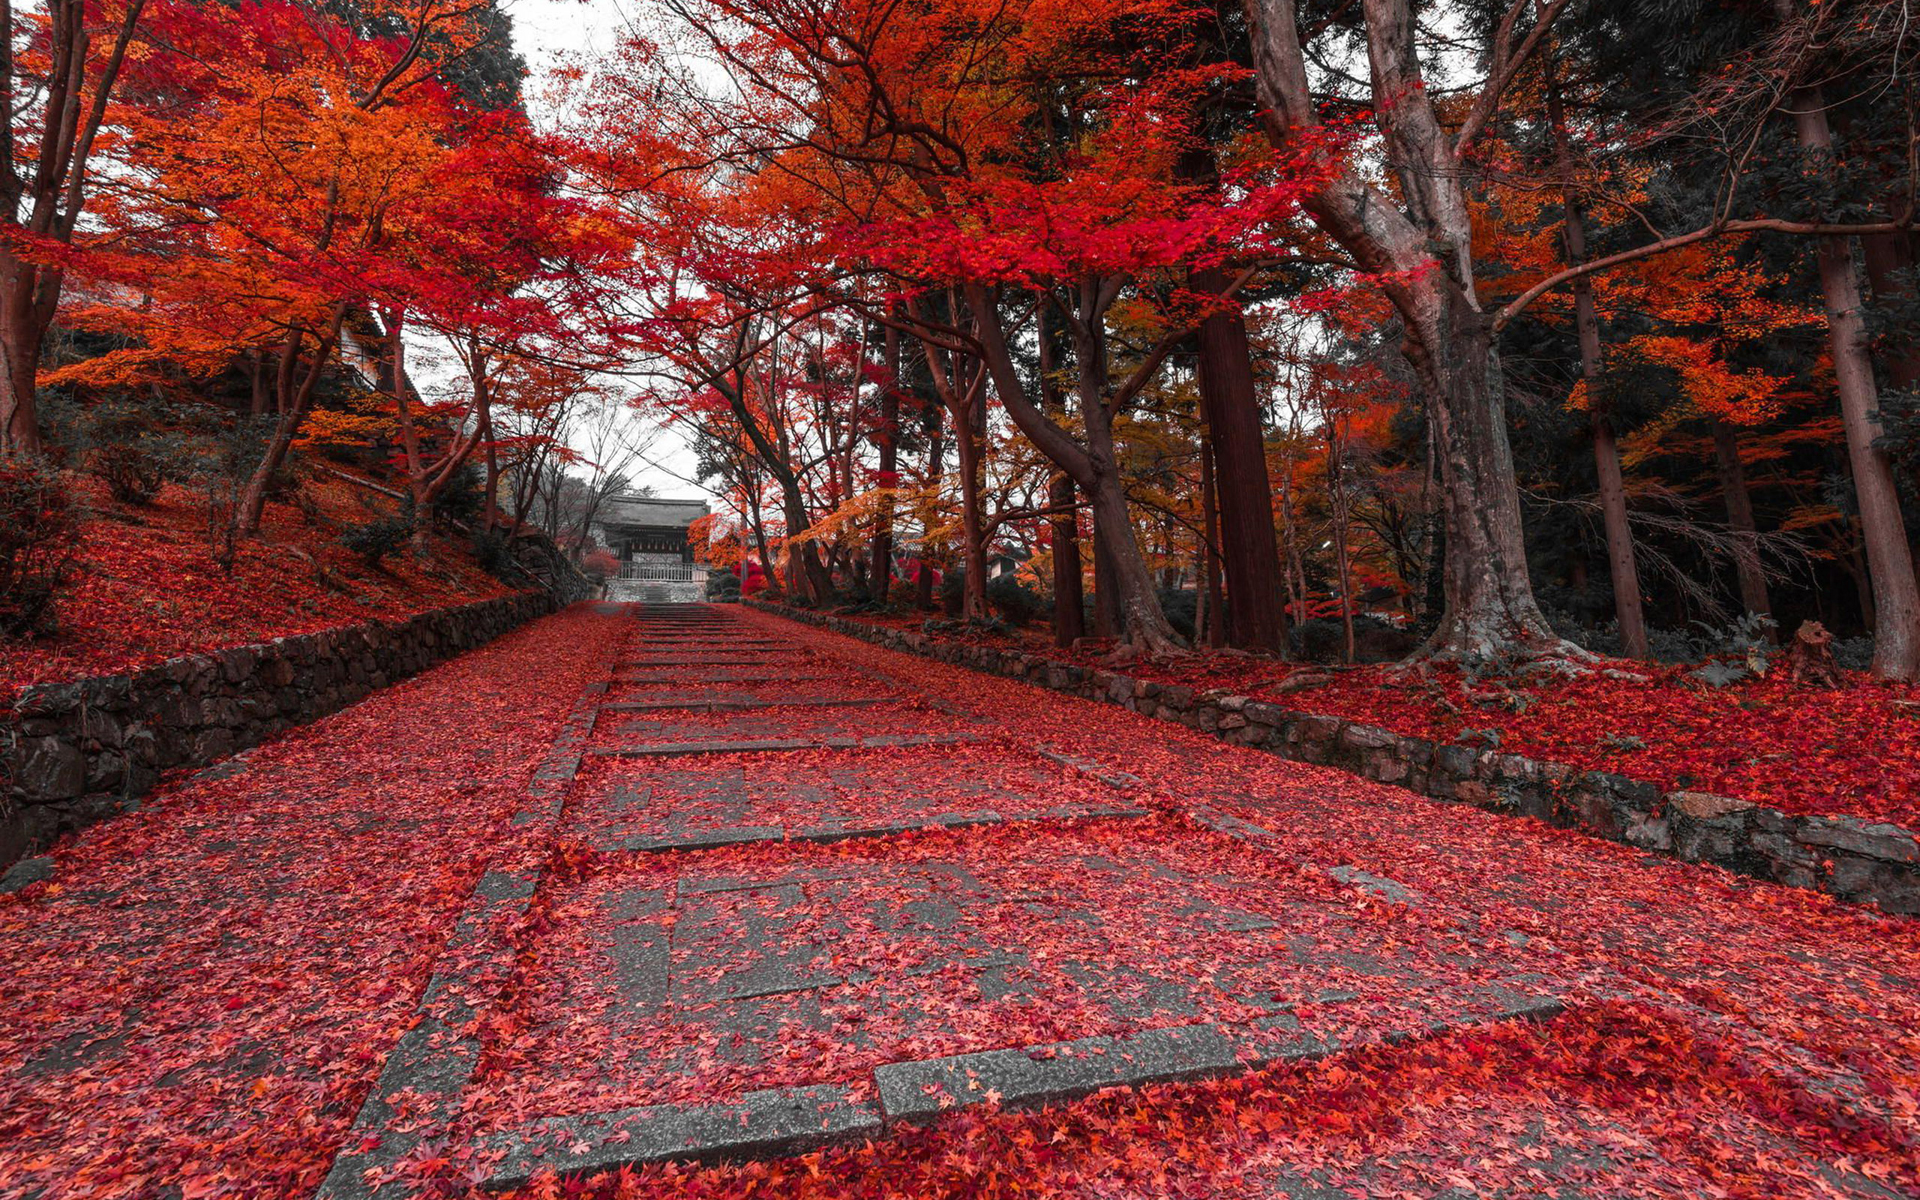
[747,600,1920,916]
[2,590,557,866]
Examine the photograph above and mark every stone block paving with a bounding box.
[321,604,1557,1197]
[564,742,1149,852]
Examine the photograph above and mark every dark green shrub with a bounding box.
[471,529,513,577]
[986,572,1046,626]
[340,514,413,568]
[432,464,485,525]
[1156,587,1197,642]
[705,570,742,601]
[0,455,81,638]
[940,564,965,617]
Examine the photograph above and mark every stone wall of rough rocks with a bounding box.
[1,591,556,866]
[747,600,1920,916]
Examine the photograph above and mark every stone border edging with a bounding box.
[1,590,557,868]
[743,600,1920,917]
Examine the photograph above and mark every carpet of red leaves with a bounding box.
[0,603,630,1200]
[561,610,1916,1200]
[0,473,513,696]
[2,605,1916,1200]
[838,610,1920,828]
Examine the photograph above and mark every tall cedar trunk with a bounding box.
[918,402,941,611]
[870,323,900,599]
[1049,471,1084,645]
[1711,421,1774,627]
[1036,309,1084,645]
[1192,267,1288,654]
[1543,52,1649,659]
[1591,417,1646,654]
[1199,426,1226,649]
[953,393,989,619]
[1778,45,1920,677]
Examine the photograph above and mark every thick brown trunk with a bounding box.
[1782,61,1920,678]
[1049,471,1084,645]
[1074,312,1182,652]
[1711,421,1774,627]
[1243,0,1566,662]
[0,279,44,455]
[1199,429,1225,649]
[1192,267,1287,654]
[1418,301,1561,658]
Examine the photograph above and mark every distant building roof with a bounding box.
[599,495,710,529]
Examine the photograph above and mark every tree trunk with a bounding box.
[1037,310,1084,646]
[918,401,941,611]
[1192,267,1288,654]
[963,280,1179,651]
[953,396,989,620]
[1541,0,1647,660]
[1199,427,1226,650]
[1072,304,1182,652]
[870,322,900,599]
[0,279,44,455]
[1418,301,1562,658]
[1049,471,1084,646]
[1591,418,1647,656]
[1780,53,1920,678]
[1711,420,1774,627]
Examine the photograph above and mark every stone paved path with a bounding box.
[314,605,1562,1196]
[8,601,1914,1200]
[313,605,1919,1199]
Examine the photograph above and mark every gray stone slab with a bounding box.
[874,1022,1249,1120]
[1324,865,1421,906]
[479,1084,883,1188]
[588,733,986,758]
[619,825,789,853]
[0,855,55,893]
[616,672,844,684]
[604,697,896,713]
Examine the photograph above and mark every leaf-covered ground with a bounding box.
[838,611,1920,827]
[0,602,629,1199]
[0,474,513,695]
[2,602,1917,1200]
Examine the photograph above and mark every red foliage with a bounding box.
[0,474,512,696]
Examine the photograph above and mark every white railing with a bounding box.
[619,561,697,582]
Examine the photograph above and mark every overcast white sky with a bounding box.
[497,0,717,503]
